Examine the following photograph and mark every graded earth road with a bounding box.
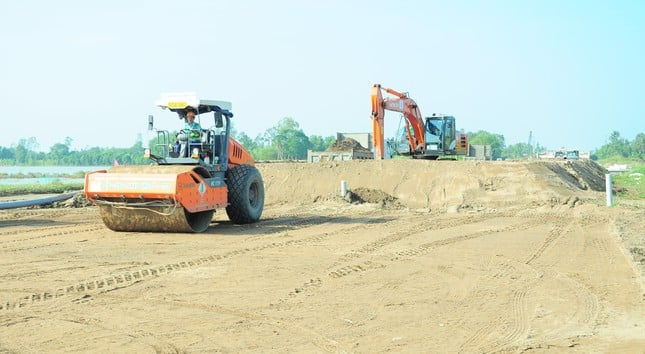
[0,160,643,353]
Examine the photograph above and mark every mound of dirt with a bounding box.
[257,159,609,211]
[326,138,371,153]
[344,187,403,208]
[29,192,91,209]
[61,192,92,208]
[539,159,607,192]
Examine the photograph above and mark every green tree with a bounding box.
[267,117,311,160]
[14,137,39,165]
[466,130,505,159]
[252,146,278,160]
[596,131,631,159]
[236,132,257,151]
[49,143,70,162]
[631,133,644,158]
[0,146,15,161]
[503,142,531,159]
[309,134,335,151]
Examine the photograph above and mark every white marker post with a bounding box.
[340,180,347,197]
[605,174,613,207]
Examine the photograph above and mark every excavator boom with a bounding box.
[371,84,426,159]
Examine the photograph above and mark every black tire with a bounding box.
[225,165,264,224]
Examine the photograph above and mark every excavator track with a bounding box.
[86,165,221,233]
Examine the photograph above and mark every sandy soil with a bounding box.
[0,159,643,353]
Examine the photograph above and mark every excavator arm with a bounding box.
[371,84,426,159]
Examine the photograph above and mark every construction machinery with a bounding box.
[555,149,580,160]
[371,84,468,160]
[84,93,264,233]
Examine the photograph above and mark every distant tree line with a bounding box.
[234,117,335,160]
[466,130,644,160]
[461,130,548,160]
[593,131,644,160]
[1,119,641,166]
[0,118,336,166]
[0,136,149,166]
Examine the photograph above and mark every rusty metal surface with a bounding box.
[98,204,214,233]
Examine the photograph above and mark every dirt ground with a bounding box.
[0,159,643,353]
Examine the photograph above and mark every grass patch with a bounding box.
[595,157,644,204]
[613,165,645,200]
[0,181,84,197]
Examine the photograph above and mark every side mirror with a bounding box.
[148,115,154,131]
[214,112,224,128]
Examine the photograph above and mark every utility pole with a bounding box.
[527,131,533,158]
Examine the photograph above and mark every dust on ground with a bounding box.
[1,159,643,353]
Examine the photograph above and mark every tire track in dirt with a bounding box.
[0,211,542,314]
[326,214,494,278]
[0,212,397,312]
[457,258,539,354]
[538,272,599,344]
[330,212,494,266]
[260,216,543,322]
[563,274,600,332]
[100,295,349,353]
[524,216,571,265]
[275,215,547,309]
[0,225,103,251]
[328,216,547,280]
[7,312,187,354]
[457,317,503,354]
[217,206,388,237]
[475,287,531,354]
[179,301,349,353]
[0,209,78,222]
[0,223,87,238]
[459,215,596,353]
[0,265,89,281]
[590,237,615,266]
[458,216,566,353]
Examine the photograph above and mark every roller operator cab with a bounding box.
[84,93,264,233]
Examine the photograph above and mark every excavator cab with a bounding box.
[422,114,468,159]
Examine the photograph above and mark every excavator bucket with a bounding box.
[84,165,227,233]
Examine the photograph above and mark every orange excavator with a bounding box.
[371,84,468,159]
[84,93,264,233]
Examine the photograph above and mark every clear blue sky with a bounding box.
[1,0,643,153]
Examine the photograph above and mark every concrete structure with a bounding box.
[468,144,492,160]
[539,149,590,160]
[306,132,375,163]
[307,149,374,163]
[607,164,629,173]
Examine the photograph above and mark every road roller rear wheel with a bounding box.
[225,165,264,224]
